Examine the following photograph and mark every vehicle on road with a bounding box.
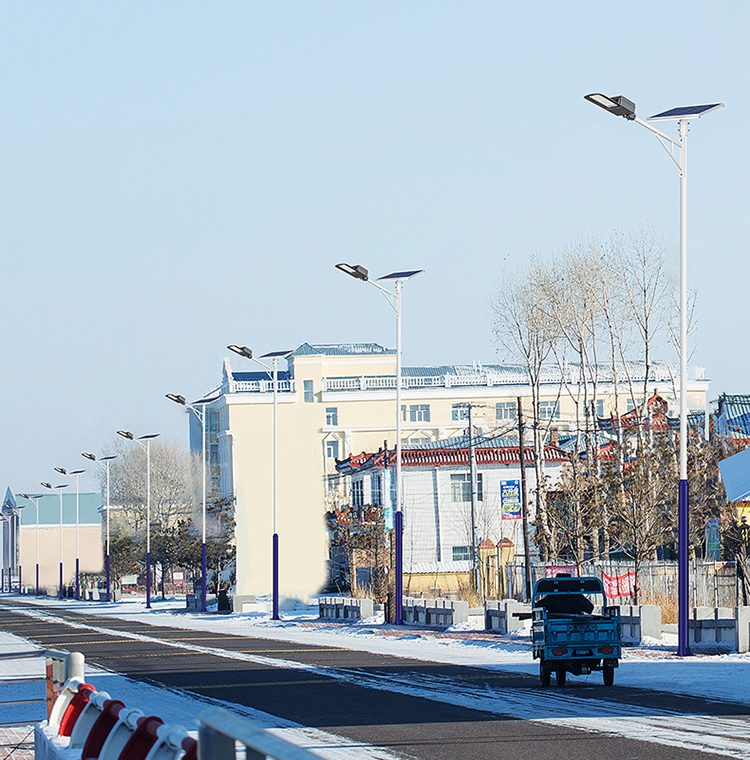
[532,575,621,686]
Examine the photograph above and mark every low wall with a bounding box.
[318,596,374,621]
[618,605,662,642]
[484,600,529,633]
[689,606,750,652]
[401,597,468,627]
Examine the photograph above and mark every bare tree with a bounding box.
[493,261,560,561]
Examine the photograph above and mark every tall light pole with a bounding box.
[82,454,118,602]
[227,345,292,621]
[41,482,68,599]
[54,468,85,600]
[335,263,424,625]
[584,93,723,656]
[19,494,43,595]
[117,431,160,608]
[166,393,217,613]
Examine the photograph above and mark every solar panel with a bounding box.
[648,103,724,121]
[376,269,425,281]
[260,350,293,358]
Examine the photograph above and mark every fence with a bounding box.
[504,561,740,607]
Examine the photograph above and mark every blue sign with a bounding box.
[500,480,521,520]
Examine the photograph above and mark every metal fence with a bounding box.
[505,560,741,608]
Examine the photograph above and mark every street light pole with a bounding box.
[19,494,42,595]
[41,482,68,599]
[227,345,291,620]
[83,454,117,602]
[584,93,723,656]
[166,394,217,613]
[55,468,85,600]
[335,264,424,625]
[117,431,160,609]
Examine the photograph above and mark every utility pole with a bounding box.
[467,405,480,597]
[518,397,532,602]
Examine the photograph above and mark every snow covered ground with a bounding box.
[4,594,750,759]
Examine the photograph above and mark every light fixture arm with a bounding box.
[633,116,682,169]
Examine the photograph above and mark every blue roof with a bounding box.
[291,343,395,357]
[232,370,291,382]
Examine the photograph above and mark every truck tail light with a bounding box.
[551,648,569,656]
[597,646,614,654]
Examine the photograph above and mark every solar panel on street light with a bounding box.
[648,103,724,121]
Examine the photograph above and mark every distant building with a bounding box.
[193,343,710,604]
[335,438,568,568]
[12,492,103,590]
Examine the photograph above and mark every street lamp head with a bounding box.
[18,493,29,499]
[54,467,67,475]
[41,482,52,490]
[584,93,636,120]
[227,345,253,360]
[166,393,186,405]
[117,430,134,440]
[335,262,369,281]
[82,452,96,461]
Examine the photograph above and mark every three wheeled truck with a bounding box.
[532,575,621,686]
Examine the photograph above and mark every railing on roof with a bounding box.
[223,379,295,394]
[322,361,679,393]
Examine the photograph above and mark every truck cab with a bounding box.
[532,575,621,686]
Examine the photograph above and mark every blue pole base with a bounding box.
[201,542,207,612]
[395,511,403,625]
[106,554,111,602]
[76,558,80,600]
[36,564,39,597]
[146,551,151,609]
[59,563,63,600]
[677,478,691,657]
[272,533,280,620]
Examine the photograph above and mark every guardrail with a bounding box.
[318,596,374,621]
[687,606,750,652]
[38,675,320,760]
[402,597,468,627]
[617,604,662,643]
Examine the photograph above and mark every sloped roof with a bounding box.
[337,442,569,473]
[716,394,750,437]
[292,343,395,357]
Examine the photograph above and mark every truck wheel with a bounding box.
[603,664,615,686]
[556,668,567,686]
[540,660,551,686]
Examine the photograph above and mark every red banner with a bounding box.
[601,571,636,599]
[545,565,578,578]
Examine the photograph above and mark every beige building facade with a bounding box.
[197,343,710,604]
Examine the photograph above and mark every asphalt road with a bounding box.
[0,598,744,760]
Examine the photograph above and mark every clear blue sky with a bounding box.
[2,2,747,493]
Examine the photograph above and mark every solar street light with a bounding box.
[42,481,68,598]
[166,392,219,613]
[228,346,292,620]
[335,264,425,625]
[585,92,724,657]
[55,467,86,599]
[83,453,118,601]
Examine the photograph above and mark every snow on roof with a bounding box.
[292,343,395,357]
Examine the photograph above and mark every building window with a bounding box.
[326,407,338,426]
[496,401,517,420]
[452,404,469,421]
[371,474,382,505]
[325,440,339,459]
[352,480,364,507]
[402,404,430,423]
[596,399,604,417]
[626,397,644,412]
[450,473,483,502]
[539,401,560,419]
[303,380,314,403]
[452,546,470,562]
